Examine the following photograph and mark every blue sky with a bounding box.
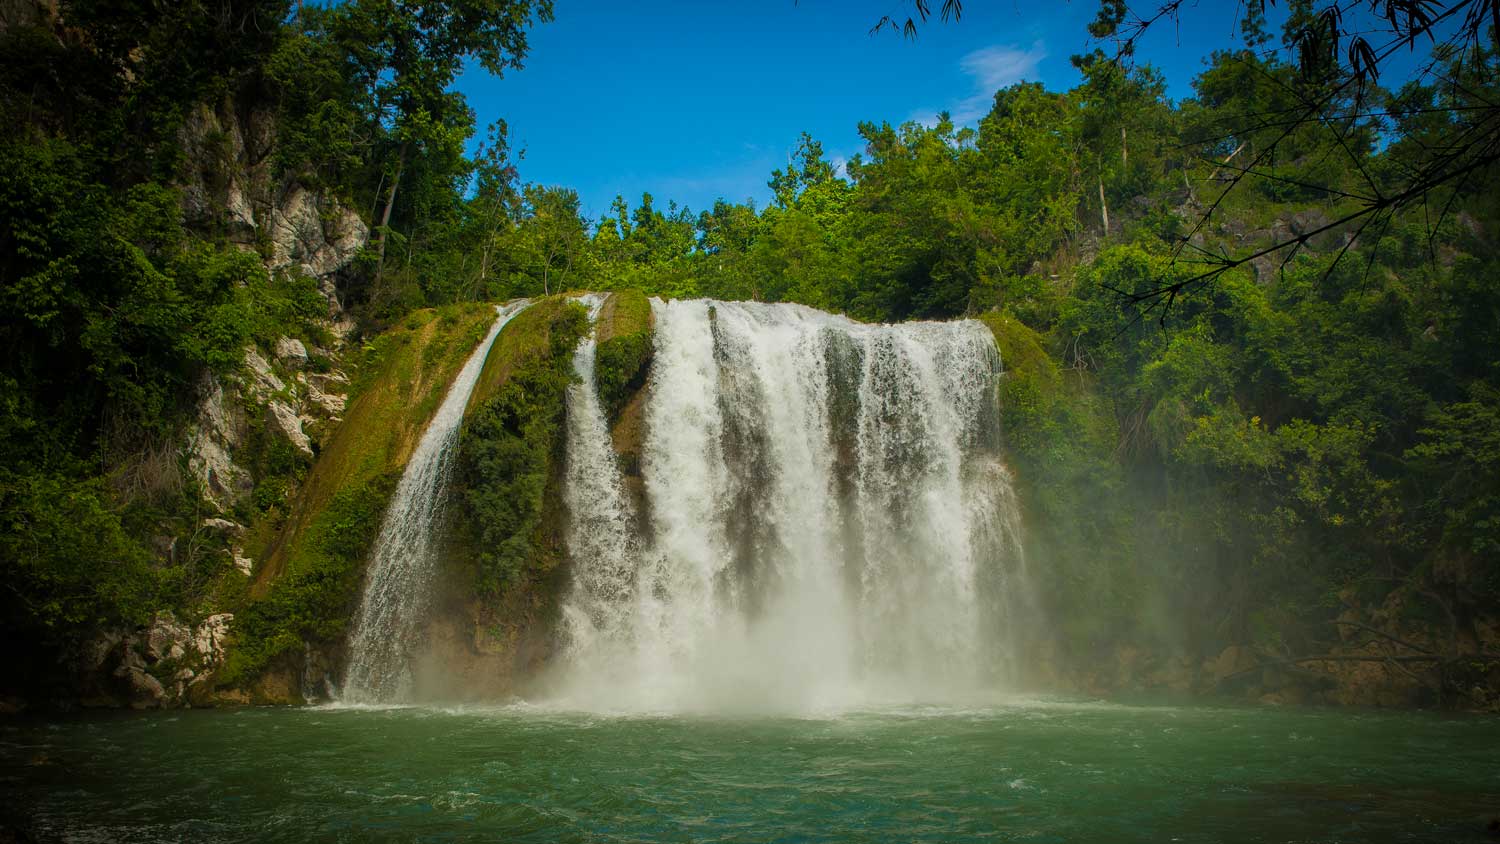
[456,1,1280,219]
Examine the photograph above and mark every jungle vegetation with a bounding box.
[0,0,1497,694]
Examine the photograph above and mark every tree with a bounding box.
[1085,0,1500,312]
[331,0,554,274]
[513,185,590,295]
[868,0,964,37]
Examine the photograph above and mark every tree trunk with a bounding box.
[374,140,409,281]
[1098,173,1110,235]
[1120,126,1128,168]
[475,198,506,298]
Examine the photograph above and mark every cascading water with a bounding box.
[342,299,530,702]
[554,298,1028,712]
[559,295,642,653]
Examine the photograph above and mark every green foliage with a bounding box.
[226,303,495,686]
[593,290,654,422]
[219,475,395,685]
[457,299,588,595]
[0,472,158,642]
[2,0,1498,702]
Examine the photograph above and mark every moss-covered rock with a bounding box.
[456,296,589,599]
[594,289,654,424]
[977,311,1064,450]
[216,303,497,689]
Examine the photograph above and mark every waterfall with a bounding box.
[554,298,1027,712]
[559,294,641,654]
[342,300,530,702]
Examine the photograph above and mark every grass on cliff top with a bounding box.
[467,296,584,414]
[219,302,498,689]
[595,288,651,345]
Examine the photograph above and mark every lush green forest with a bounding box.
[1,0,1497,706]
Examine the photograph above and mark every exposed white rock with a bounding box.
[329,316,357,341]
[146,612,191,662]
[194,614,234,667]
[269,184,369,284]
[187,376,251,511]
[231,547,254,576]
[307,369,349,388]
[304,375,347,416]
[268,400,314,456]
[244,347,286,399]
[201,517,243,535]
[275,336,309,367]
[225,181,256,234]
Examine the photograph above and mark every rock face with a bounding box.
[1035,592,1498,711]
[178,100,368,300]
[105,95,371,705]
[177,94,365,516]
[94,612,237,709]
[187,375,252,510]
[268,184,368,301]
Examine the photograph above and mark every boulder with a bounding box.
[113,645,166,709]
[274,337,309,368]
[194,614,233,668]
[267,401,314,456]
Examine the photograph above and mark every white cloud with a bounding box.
[911,41,1047,127]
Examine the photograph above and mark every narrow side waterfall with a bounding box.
[342,300,530,702]
[559,295,641,652]
[554,299,1027,712]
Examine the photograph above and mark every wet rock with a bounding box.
[1211,645,1258,682]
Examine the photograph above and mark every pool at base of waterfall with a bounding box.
[2,697,1497,843]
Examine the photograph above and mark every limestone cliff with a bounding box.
[71,94,372,710]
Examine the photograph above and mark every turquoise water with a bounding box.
[2,698,1497,842]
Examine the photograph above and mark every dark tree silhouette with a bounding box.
[860,1,1500,315]
[1091,0,1500,314]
